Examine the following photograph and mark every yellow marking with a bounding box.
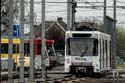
[1,38,20,43]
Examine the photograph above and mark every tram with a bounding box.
[1,38,57,70]
[64,31,111,75]
[1,38,20,64]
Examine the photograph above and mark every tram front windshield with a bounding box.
[67,38,98,56]
[46,45,55,56]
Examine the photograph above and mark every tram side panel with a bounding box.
[99,35,111,72]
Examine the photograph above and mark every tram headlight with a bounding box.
[96,64,98,67]
[96,69,99,71]
[67,59,70,64]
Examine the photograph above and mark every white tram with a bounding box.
[64,31,111,75]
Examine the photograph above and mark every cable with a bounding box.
[46,10,66,13]
[77,5,125,8]
[117,1,125,3]
[46,4,66,7]
[24,1,104,3]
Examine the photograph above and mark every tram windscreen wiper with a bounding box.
[81,46,88,57]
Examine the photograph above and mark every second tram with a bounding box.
[1,38,57,70]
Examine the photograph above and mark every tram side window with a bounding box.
[100,39,102,69]
[37,43,48,55]
[105,40,108,56]
[1,44,19,53]
[67,39,70,55]
[93,39,98,56]
[38,43,41,55]
[47,45,54,56]
[13,44,19,53]
[24,43,30,56]
[1,44,8,53]
[105,40,108,67]
[102,39,105,68]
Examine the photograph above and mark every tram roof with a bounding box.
[66,31,110,40]
[66,31,109,35]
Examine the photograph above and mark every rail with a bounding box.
[111,68,125,83]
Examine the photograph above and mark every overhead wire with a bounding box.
[117,1,125,3]
[32,0,125,25]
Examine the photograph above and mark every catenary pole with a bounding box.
[104,0,107,33]
[30,0,34,81]
[70,0,73,31]
[41,0,46,79]
[19,0,25,82]
[70,0,72,30]
[67,0,71,31]
[8,0,14,82]
[71,0,73,31]
[113,0,116,68]
[72,0,76,31]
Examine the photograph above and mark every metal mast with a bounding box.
[30,0,34,81]
[19,0,25,82]
[72,0,77,31]
[113,0,116,68]
[67,0,71,31]
[8,0,14,82]
[41,0,46,79]
[104,0,107,33]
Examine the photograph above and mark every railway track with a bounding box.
[2,71,125,83]
[1,72,29,81]
[35,75,125,83]
[1,66,125,83]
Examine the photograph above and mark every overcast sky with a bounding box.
[26,0,125,28]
